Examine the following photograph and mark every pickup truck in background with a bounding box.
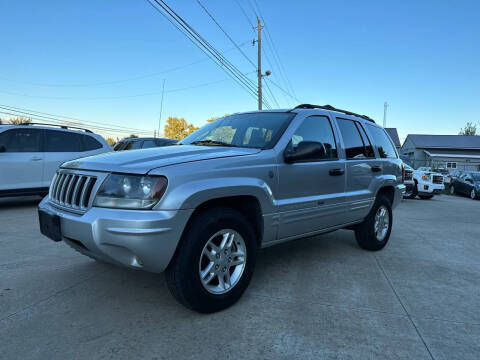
[405,167,444,199]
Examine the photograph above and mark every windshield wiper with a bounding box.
[190,140,236,147]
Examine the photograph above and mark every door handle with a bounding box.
[371,165,382,173]
[329,168,344,176]
[31,157,42,161]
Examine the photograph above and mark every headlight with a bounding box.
[93,174,168,209]
[422,174,431,181]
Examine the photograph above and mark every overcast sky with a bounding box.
[1,0,479,141]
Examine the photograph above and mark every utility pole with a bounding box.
[256,17,263,110]
[383,101,388,127]
[158,79,166,137]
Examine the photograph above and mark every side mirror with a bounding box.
[0,145,5,153]
[284,141,326,163]
[466,178,473,183]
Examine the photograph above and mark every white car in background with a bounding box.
[0,124,111,197]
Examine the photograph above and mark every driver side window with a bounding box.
[289,116,338,160]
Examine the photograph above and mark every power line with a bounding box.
[0,73,255,100]
[232,0,255,30]
[251,0,297,99]
[267,78,301,103]
[0,41,251,88]
[195,0,256,68]
[0,105,153,134]
[145,0,271,109]
[263,77,280,108]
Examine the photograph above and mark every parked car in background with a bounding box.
[0,123,111,197]
[113,137,177,151]
[38,104,405,313]
[407,167,444,199]
[450,172,480,200]
[403,163,415,198]
[449,169,463,183]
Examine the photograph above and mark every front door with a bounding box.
[0,128,44,191]
[276,115,346,239]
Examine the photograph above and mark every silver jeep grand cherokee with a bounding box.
[38,104,405,313]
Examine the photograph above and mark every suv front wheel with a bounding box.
[354,195,393,251]
[165,207,257,313]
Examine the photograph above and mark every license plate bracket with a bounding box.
[38,209,62,242]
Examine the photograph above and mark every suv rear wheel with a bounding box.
[165,207,257,313]
[354,195,392,251]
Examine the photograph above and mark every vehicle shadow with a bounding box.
[0,196,43,208]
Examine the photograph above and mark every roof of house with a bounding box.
[405,134,480,149]
[385,128,401,147]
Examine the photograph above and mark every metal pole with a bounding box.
[158,79,166,136]
[257,17,262,110]
[383,101,388,128]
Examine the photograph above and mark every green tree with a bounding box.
[164,117,199,140]
[459,122,477,136]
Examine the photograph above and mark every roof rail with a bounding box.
[291,104,376,123]
[15,122,93,133]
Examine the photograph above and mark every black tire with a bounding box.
[471,189,478,200]
[165,207,257,313]
[409,180,419,199]
[419,194,434,200]
[354,195,393,251]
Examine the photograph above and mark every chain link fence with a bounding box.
[401,158,480,172]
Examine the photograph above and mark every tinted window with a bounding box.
[0,129,42,152]
[83,135,102,151]
[113,141,125,151]
[44,130,83,152]
[366,125,398,158]
[142,140,157,149]
[288,116,337,160]
[356,123,375,157]
[337,119,369,159]
[124,140,142,150]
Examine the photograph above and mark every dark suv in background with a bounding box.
[113,137,177,151]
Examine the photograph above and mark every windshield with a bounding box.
[180,112,295,149]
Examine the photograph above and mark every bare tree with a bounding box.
[459,122,477,136]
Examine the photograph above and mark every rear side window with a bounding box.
[44,130,83,152]
[288,115,338,160]
[337,119,372,159]
[83,135,102,151]
[124,141,143,150]
[113,142,125,151]
[0,129,42,152]
[142,140,157,149]
[366,125,398,158]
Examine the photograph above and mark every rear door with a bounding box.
[0,128,44,191]
[43,130,84,187]
[277,115,346,239]
[336,118,378,222]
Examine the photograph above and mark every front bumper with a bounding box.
[38,197,193,273]
[418,182,444,195]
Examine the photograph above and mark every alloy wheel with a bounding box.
[374,206,390,242]
[199,229,247,295]
[471,189,476,200]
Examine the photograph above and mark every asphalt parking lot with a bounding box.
[1,195,479,360]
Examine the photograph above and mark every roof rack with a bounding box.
[291,104,376,123]
[15,122,93,133]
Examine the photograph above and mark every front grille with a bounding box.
[49,172,97,211]
[433,175,443,184]
[404,171,413,181]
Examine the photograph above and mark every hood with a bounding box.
[61,145,261,174]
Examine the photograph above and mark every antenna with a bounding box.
[383,101,388,127]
